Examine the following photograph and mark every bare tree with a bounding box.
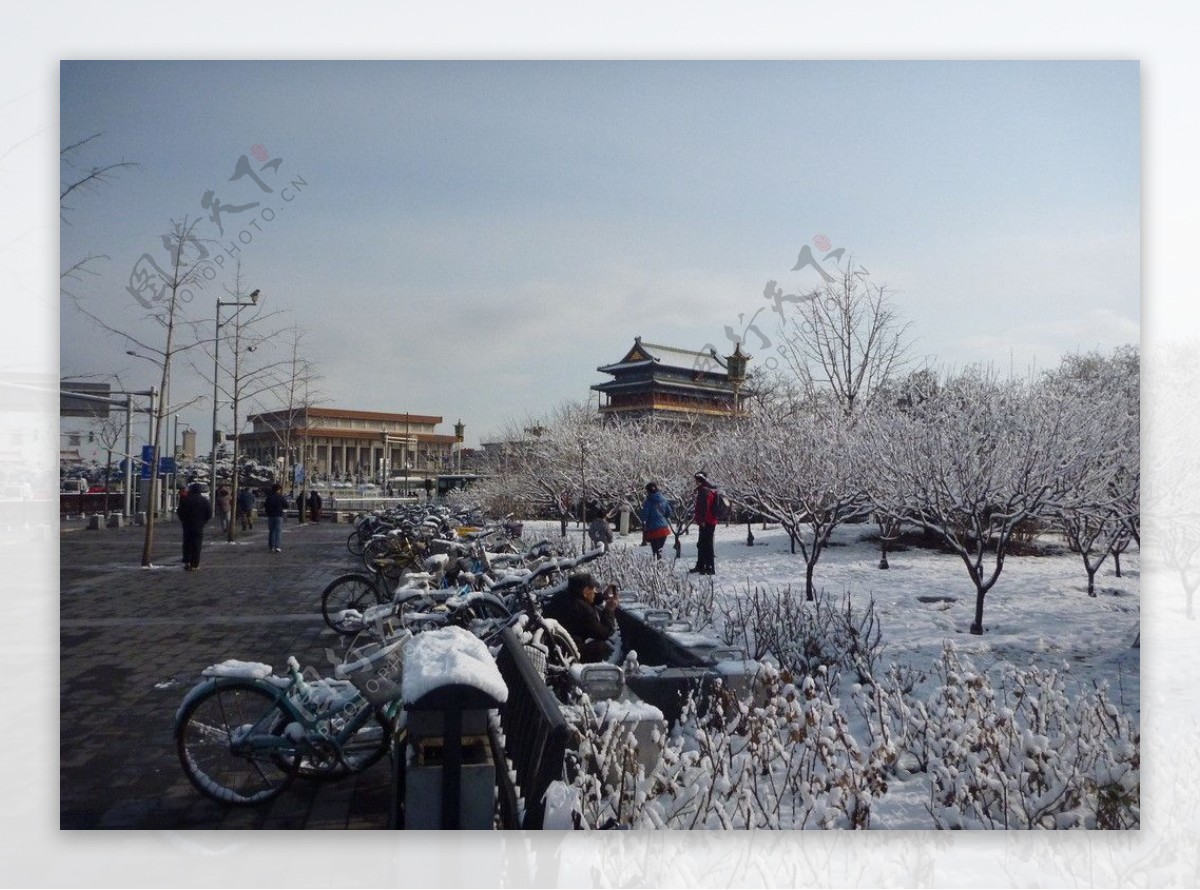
[59,133,139,294]
[135,218,205,566]
[713,401,869,599]
[1042,347,1140,597]
[866,367,1099,634]
[774,261,913,415]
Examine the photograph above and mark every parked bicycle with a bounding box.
[174,633,410,806]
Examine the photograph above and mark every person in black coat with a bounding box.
[176,481,213,571]
[542,572,617,663]
[264,483,288,552]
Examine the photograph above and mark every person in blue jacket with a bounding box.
[640,482,673,560]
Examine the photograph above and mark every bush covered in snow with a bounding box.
[717,584,883,684]
[854,642,1139,829]
[559,642,1138,830]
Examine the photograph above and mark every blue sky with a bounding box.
[59,60,1139,447]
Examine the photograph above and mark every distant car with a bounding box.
[87,485,109,494]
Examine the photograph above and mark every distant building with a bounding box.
[241,407,461,486]
[591,337,750,421]
[180,429,197,460]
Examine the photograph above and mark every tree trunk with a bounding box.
[970,587,985,635]
[1113,551,1122,578]
[878,539,889,570]
[1087,566,1097,597]
[805,561,815,602]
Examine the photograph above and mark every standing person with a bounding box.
[587,504,614,553]
[557,490,571,538]
[690,472,719,576]
[640,482,672,560]
[307,489,322,523]
[542,573,618,663]
[176,482,212,571]
[295,490,306,524]
[236,485,255,531]
[264,483,288,553]
[214,486,231,532]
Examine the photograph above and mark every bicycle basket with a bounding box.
[335,630,411,705]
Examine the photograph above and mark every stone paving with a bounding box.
[59,513,396,829]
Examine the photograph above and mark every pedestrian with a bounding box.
[557,490,571,538]
[236,485,255,531]
[295,490,306,524]
[640,482,673,560]
[307,489,322,523]
[587,504,614,553]
[264,482,288,552]
[689,472,719,576]
[215,486,231,532]
[176,481,212,571]
[542,572,618,663]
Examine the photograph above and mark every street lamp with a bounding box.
[454,419,465,474]
[211,288,260,498]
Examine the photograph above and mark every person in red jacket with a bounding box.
[689,472,718,576]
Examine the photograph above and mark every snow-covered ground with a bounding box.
[564,518,1139,714]
[531,518,1140,831]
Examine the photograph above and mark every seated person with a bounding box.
[542,572,618,663]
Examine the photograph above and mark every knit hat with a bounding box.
[694,472,709,484]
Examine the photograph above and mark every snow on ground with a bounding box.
[544,519,1139,717]
[528,518,1140,829]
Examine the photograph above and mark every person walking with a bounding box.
[176,481,212,571]
[640,482,672,560]
[689,472,719,576]
[307,489,323,523]
[264,483,288,553]
[236,485,256,531]
[214,486,231,532]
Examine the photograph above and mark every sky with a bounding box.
[58,60,1139,452]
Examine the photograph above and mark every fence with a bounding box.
[490,626,570,830]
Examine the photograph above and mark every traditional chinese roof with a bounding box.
[596,337,729,376]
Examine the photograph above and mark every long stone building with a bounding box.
[240,407,462,486]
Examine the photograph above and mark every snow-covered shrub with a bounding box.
[599,545,716,632]
[717,584,883,683]
[562,667,888,829]
[855,643,1139,829]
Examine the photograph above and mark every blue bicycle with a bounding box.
[174,634,409,806]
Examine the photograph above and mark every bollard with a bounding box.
[106,513,123,529]
[397,629,507,829]
[86,515,103,530]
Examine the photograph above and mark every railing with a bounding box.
[491,626,570,830]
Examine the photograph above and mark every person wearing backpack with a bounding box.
[690,472,719,575]
[640,482,672,560]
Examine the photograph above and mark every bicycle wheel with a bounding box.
[294,706,392,781]
[455,597,513,642]
[321,573,385,635]
[347,529,367,557]
[176,681,298,806]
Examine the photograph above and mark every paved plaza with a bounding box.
[59,513,395,829]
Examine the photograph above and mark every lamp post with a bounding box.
[211,288,260,498]
[724,342,751,541]
[454,419,465,474]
